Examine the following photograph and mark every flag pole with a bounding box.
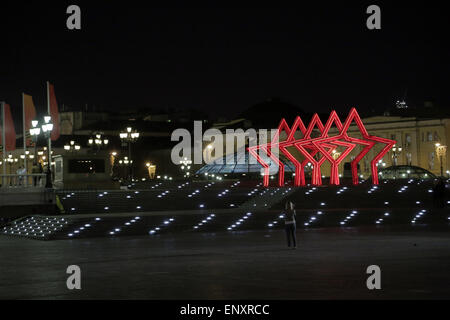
[47,81,52,188]
[22,93,28,187]
[1,102,6,187]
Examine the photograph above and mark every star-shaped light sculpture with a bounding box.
[248,108,396,187]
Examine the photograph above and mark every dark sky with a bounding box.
[0,1,449,120]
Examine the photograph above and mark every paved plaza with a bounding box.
[1,226,450,300]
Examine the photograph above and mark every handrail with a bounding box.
[0,174,47,177]
[0,174,47,188]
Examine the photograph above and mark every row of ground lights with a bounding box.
[304,211,323,227]
[268,214,285,228]
[375,212,390,225]
[109,217,141,236]
[228,212,252,231]
[336,186,348,195]
[149,217,175,235]
[68,218,102,237]
[3,217,68,238]
[340,210,359,226]
[193,214,215,230]
[411,210,427,224]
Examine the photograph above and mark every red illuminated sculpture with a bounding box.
[248,108,396,187]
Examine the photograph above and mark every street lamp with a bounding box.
[119,127,140,182]
[30,117,53,188]
[41,115,54,188]
[64,140,81,152]
[19,151,34,162]
[88,132,109,150]
[331,150,341,160]
[435,143,447,177]
[391,145,402,166]
[30,121,42,160]
[118,157,133,181]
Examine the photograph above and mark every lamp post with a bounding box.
[391,145,402,166]
[41,115,54,188]
[31,117,53,188]
[119,127,140,182]
[19,151,34,165]
[118,157,133,181]
[88,132,109,151]
[6,155,13,186]
[30,120,41,158]
[64,140,81,153]
[435,143,447,177]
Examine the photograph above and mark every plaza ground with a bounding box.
[1,226,450,300]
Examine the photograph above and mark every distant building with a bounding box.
[324,115,450,178]
[199,114,450,181]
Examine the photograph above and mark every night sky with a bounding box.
[0,2,449,121]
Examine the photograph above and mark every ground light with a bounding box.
[149,217,175,235]
[2,217,68,239]
[68,218,103,238]
[228,213,252,231]
[336,186,348,195]
[376,212,390,225]
[411,209,427,224]
[340,211,359,226]
[109,217,142,236]
[267,213,286,229]
[193,214,215,230]
[304,211,324,227]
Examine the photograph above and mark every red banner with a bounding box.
[48,83,60,141]
[0,103,17,151]
[23,94,37,147]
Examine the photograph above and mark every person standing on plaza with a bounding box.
[38,162,44,186]
[31,162,39,186]
[16,166,24,186]
[284,201,297,249]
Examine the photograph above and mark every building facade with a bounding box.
[323,116,450,178]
